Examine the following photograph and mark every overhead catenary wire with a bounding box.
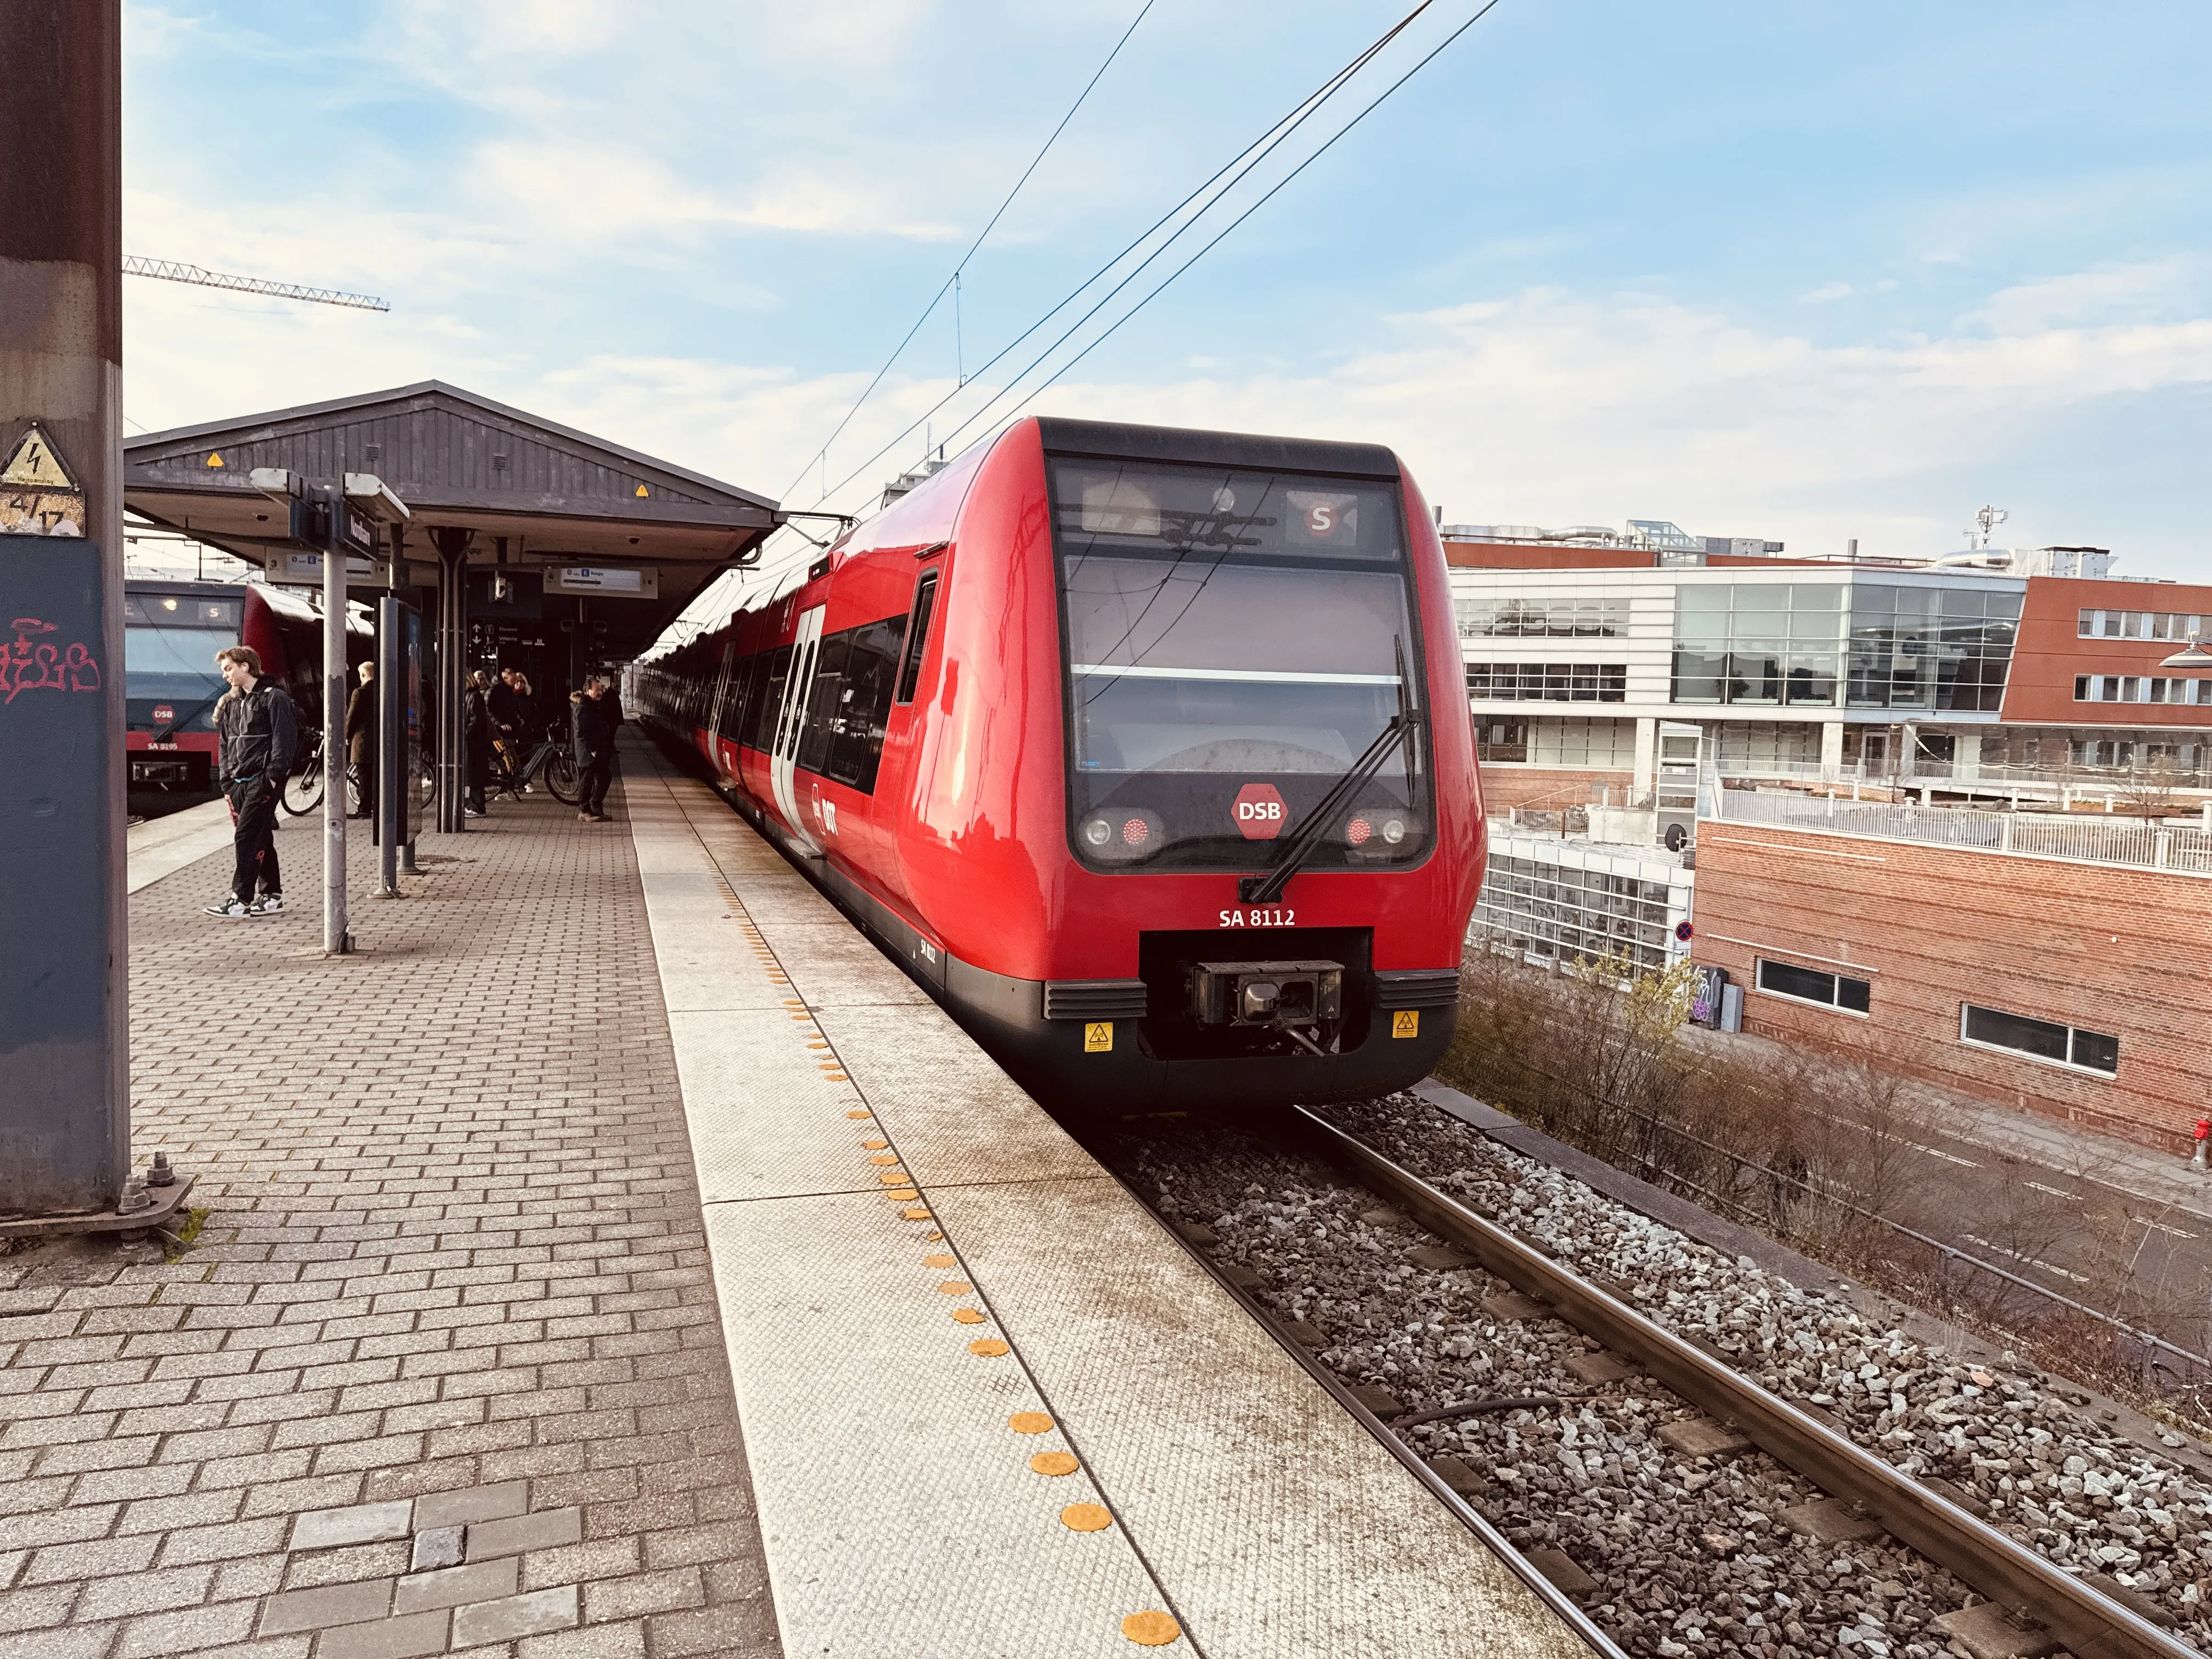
[780,0,1156,502]
[667,0,1492,648]
[934,0,1511,464]
[799,0,1446,518]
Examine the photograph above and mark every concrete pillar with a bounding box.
[0,0,130,1217]
[435,528,470,832]
[1819,720,1844,786]
[1633,716,1657,805]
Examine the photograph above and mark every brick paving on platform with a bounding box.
[0,765,781,1659]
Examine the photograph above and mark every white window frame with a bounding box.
[1957,1004,2118,1080]
[1753,957,1871,1019]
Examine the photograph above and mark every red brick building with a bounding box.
[1689,806,2211,1153]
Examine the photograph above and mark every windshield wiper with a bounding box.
[1238,640,1422,907]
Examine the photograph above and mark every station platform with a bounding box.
[623,736,1591,1657]
[0,737,1592,1659]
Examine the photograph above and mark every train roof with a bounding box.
[1035,416,1401,481]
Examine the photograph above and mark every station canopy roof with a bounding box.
[123,380,781,661]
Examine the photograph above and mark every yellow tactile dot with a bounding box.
[922,1254,956,1269]
[876,1170,908,1185]
[847,1111,871,1120]
[1008,1412,1053,1434]
[862,1139,889,1150]
[885,1188,919,1202]
[1060,1503,1113,1532]
[902,1207,932,1221]
[1122,1611,1181,1646]
[968,1338,1009,1357]
[936,1281,971,1295]
[951,1308,985,1325]
[869,1154,899,1166]
[823,1072,849,1081]
[922,1229,943,1242]
[1030,1452,1080,1477]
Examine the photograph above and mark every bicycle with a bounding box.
[487,721,583,806]
[280,730,437,821]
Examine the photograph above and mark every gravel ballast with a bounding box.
[1107,1096,2212,1659]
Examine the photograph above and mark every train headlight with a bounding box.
[1381,817,1407,845]
[1078,806,1163,864]
[1346,816,1373,847]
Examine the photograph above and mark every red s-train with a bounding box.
[633,417,1485,1112]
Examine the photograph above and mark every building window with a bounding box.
[1457,595,1629,640]
[2079,609,2205,642]
[1671,583,1844,708]
[1961,1005,2118,1077]
[1527,717,1636,767]
[1755,957,1871,1015]
[1476,720,1527,763]
[2072,674,2212,705]
[1466,663,1627,702]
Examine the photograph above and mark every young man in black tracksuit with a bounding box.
[571,678,615,822]
[208,646,299,919]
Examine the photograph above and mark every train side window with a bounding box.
[730,654,765,743]
[827,615,904,793]
[797,631,850,775]
[751,645,792,752]
[894,570,940,705]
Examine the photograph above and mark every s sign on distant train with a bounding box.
[631,417,1486,1113]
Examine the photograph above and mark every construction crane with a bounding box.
[122,256,390,313]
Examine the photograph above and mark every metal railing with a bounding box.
[1707,786,2212,874]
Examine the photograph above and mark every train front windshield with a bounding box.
[1051,456,1431,874]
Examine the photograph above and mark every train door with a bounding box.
[704,641,736,772]
[770,605,825,854]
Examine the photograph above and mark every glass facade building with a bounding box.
[1669,581,2019,712]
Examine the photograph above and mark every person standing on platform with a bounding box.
[464,670,494,817]
[206,645,298,919]
[572,676,614,822]
[488,667,524,787]
[345,660,377,821]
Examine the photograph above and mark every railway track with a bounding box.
[1097,1102,2204,1659]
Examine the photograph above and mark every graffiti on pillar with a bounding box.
[0,617,103,705]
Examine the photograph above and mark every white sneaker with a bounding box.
[250,895,284,916]
[204,898,254,919]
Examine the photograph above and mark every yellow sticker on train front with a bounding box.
[1084,1022,1113,1053]
[1391,1009,1419,1039]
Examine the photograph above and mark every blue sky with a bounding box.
[122,0,2211,625]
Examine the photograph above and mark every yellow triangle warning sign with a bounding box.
[634,483,648,498]
[1,424,78,490]
[206,452,225,469]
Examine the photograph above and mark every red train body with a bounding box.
[634,417,1485,1112]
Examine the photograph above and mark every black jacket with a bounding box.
[487,681,522,733]
[215,678,299,787]
[572,691,613,765]
[345,681,377,765]
[463,686,492,755]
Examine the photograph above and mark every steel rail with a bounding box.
[1291,1105,2198,1659]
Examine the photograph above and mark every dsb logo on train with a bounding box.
[1233,782,1286,840]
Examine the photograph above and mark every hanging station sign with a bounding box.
[544,565,657,599]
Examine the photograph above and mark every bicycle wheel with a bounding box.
[411,753,438,821]
[543,751,583,805]
[280,752,324,816]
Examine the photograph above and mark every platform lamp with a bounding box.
[2159,630,2212,670]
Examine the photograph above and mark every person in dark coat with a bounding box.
[572,678,615,822]
[345,661,376,820]
[207,645,298,918]
[463,670,494,816]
